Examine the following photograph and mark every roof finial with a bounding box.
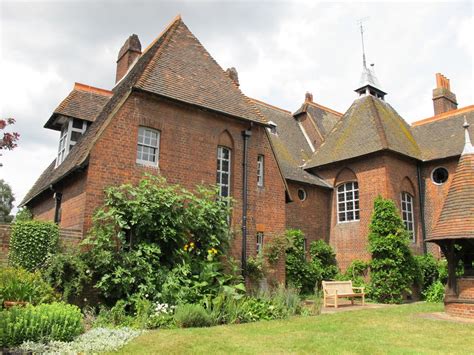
[462,116,474,155]
[358,17,369,68]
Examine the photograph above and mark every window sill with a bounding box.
[336,219,360,225]
[136,160,159,169]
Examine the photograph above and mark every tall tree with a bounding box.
[1,118,20,167]
[0,179,15,223]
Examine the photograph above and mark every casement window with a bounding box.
[136,127,160,166]
[256,232,264,254]
[216,146,231,197]
[257,155,264,187]
[56,118,88,167]
[337,181,360,223]
[401,192,415,242]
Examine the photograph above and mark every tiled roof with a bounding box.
[22,16,268,206]
[427,147,474,241]
[134,20,267,125]
[251,99,331,188]
[304,95,422,169]
[293,101,342,138]
[411,106,474,161]
[44,83,112,130]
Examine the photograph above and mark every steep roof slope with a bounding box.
[44,83,112,130]
[427,124,474,240]
[293,101,342,138]
[22,16,266,206]
[411,106,474,161]
[305,95,422,169]
[251,99,331,188]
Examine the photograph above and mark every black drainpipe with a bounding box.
[416,163,427,254]
[53,192,63,224]
[241,129,252,278]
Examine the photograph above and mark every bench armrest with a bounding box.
[352,287,365,292]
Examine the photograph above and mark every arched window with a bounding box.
[337,182,359,223]
[216,146,231,197]
[401,192,415,242]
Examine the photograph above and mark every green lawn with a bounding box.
[111,303,474,354]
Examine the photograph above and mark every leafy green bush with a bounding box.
[14,208,32,222]
[0,302,83,347]
[337,259,369,287]
[82,176,238,305]
[264,233,287,266]
[414,254,439,293]
[368,196,418,304]
[174,304,213,328]
[0,267,57,307]
[9,220,59,271]
[309,239,339,281]
[423,280,445,303]
[285,230,320,294]
[42,251,91,302]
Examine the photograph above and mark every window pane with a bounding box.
[72,119,83,129]
[347,211,354,220]
[337,181,359,222]
[339,213,346,222]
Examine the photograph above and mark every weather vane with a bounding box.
[357,17,369,68]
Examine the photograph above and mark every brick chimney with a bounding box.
[432,73,458,115]
[305,92,313,102]
[116,34,142,83]
[226,67,239,87]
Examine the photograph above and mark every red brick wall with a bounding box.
[83,92,287,279]
[286,181,331,245]
[28,171,88,232]
[445,302,474,319]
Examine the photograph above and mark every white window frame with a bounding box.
[136,127,160,167]
[336,181,360,223]
[56,118,87,167]
[216,146,231,197]
[401,192,415,242]
[298,188,307,201]
[431,166,449,185]
[256,232,264,254]
[257,155,264,187]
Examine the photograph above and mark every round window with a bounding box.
[297,188,307,201]
[431,167,449,185]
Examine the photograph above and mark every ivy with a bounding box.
[9,220,59,272]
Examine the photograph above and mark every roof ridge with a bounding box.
[249,97,291,114]
[74,82,113,97]
[412,105,474,127]
[306,101,343,117]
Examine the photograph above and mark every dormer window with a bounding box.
[56,118,88,167]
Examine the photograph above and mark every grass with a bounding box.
[110,303,474,354]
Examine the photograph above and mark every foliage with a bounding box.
[423,280,445,303]
[0,118,20,167]
[14,208,32,222]
[147,302,176,329]
[0,179,14,223]
[9,220,59,272]
[246,255,265,282]
[82,176,237,305]
[285,229,320,294]
[42,251,91,303]
[368,196,418,304]
[0,302,83,347]
[414,254,439,293]
[94,300,135,328]
[263,233,287,265]
[337,259,369,287]
[174,303,213,328]
[309,239,339,281]
[19,327,143,354]
[0,267,57,306]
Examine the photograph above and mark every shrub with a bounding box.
[309,240,339,281]
[285,230,320,294]
[19,327,142,353]
[337,259,369,287]
[0,267,57,307]
[368,196,418,304]
[9,220,59,271]
[246,255,265,282]
[174,304,213,328]
[14,208,32,222]
[264,233,287,266]
[42,251,91,303]
[423,280,445,303]
[414,254,439,293]
[0,302,83,347]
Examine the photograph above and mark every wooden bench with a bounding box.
[322,281,365,308]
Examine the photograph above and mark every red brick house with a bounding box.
[21,16,473,272]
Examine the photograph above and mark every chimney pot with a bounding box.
[433,73,457,115]
[116,34,142,83]
[305,92,313,102]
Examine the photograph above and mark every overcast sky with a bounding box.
[0,0,473,210]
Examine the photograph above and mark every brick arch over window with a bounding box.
[401,177,416,197]
[218,129,234,149]
[335,167,357,186]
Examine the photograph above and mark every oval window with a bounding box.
[431,167,449,185]
[297,188,307,201]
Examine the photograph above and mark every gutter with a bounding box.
[241,128,252,278]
